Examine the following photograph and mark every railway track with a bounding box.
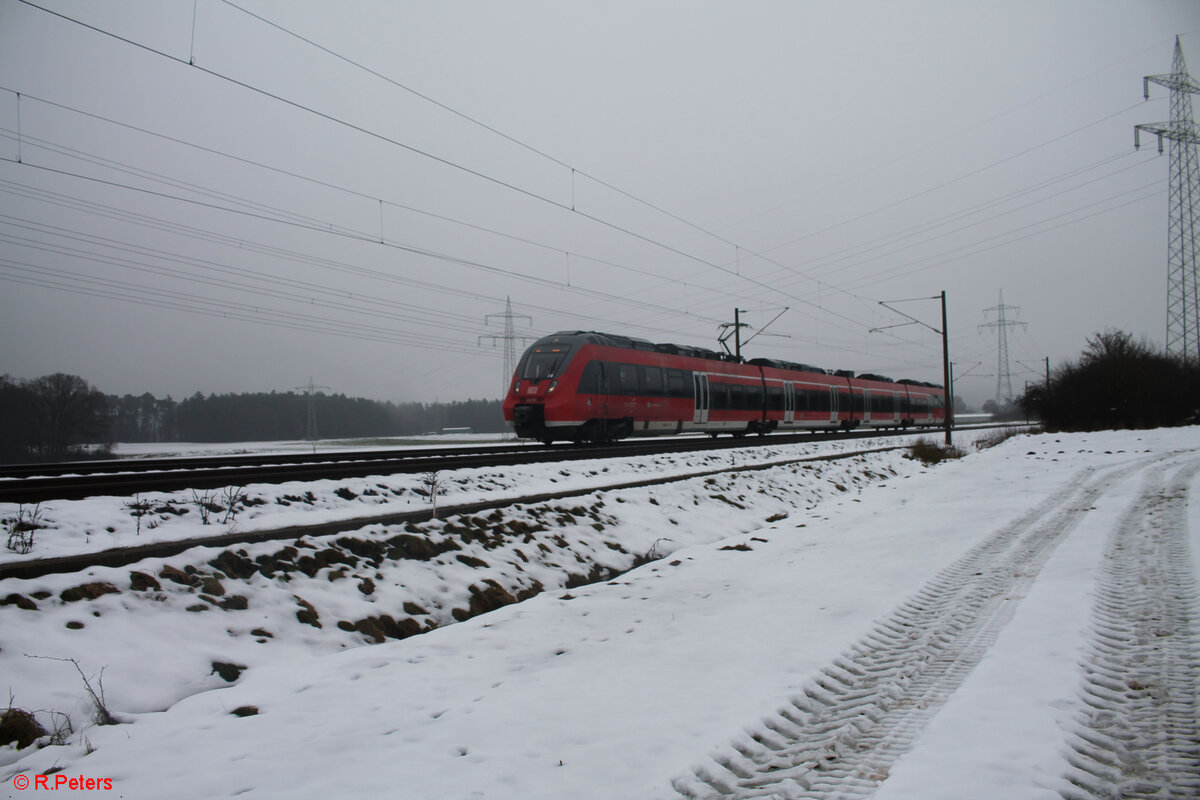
[0,426,1004,504]
[0,443,905,582]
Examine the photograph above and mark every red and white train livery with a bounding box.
[502,331,946,444]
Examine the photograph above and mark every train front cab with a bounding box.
[503,332,674,444]
[503,334,592,444]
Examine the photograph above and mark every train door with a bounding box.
[692,373,710,424]
[828,386,838,424]
[893,391,901,425]
[783,381,795,424]
[597,361,609,419]
[863,389,872,424]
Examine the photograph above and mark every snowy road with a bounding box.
[673,451,1200,799]
[1059,457,1200,799]
[2,428,1198,799]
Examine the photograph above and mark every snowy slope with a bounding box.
[2,427,1198,799]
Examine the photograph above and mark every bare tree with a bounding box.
[28,373,108,460]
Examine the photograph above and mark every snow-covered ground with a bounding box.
[2,427,1198,799]
[0,434,932,564]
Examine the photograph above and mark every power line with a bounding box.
[6,0,1183,381]
[0,93,756,307]
[780,149,1145,284]
[2,157,734,327]
[14,0,827,322]
[214,0,856,310]
[0,172,723,340]
[802,180,1166,296]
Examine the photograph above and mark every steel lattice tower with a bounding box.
[294,378,330,441]
[1136,36,1200,362]
[479,297,533,398]
[979,291,1025,407]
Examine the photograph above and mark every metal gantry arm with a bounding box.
[872,292,952,446]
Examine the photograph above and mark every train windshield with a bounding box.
[517,343,578,380]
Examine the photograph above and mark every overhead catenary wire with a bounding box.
[1,0,1184,400]
[1,157,739,330]
[214,0,1195,341]
[7,3,1164,328]
[6,0,933,348]
[0,171,730,340]
[12,0,836,321]
[776,155,1164,298]
[0,95,751,308]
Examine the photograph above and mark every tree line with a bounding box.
[0,374,506,463]
[1020,330,1200,430]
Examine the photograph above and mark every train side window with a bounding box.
[744,384,762,409]
[666,369,688,397]
[616,363,641,393]
[766,385,784,411]
[642,366,665,396]
[710,382,729,410]
[735,384,749,410]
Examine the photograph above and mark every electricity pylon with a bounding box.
[1136,36,1200,361]
[979,291,1025,407]
[479,297,533,397]
[295,378,330,441]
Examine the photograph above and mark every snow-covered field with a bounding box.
[2,427,1198,799]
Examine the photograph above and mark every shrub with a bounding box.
[1022,330,1200,431]
[0,707,47,749]
[907,438,964,465]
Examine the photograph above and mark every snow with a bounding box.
[0,434,933,564]
[2,427,1197,799]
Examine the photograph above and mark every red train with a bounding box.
[502,331,946,444]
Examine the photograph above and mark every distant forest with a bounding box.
[0,373,505,463]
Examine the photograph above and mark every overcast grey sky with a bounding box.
[1,0,1198,409]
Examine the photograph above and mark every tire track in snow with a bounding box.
[1059,456,1200,800]
[668,454,1169,800]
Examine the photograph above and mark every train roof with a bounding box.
[540,331,656,350]
[536,332,943,389]
[541,331,730,362]
[747,357,827,375]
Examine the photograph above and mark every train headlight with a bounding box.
[547,380,558,393]
[512,381,521,394]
